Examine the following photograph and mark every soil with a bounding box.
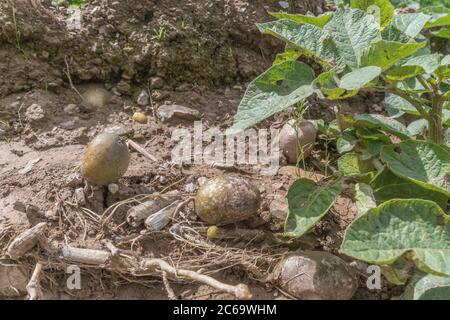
[0,0,403,300]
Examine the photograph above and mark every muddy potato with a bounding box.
[81,133,130,186]
[273,251,358,300]
[195,176,261,225]
[82,87,111,110]
[279,119,317,164]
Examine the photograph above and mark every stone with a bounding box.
[136,90,149,106]
[269,194,288,221]
[25,104,45,123]
[64,104,79,114]
[157,104,201,123]
[274,251,358,300]
[0,262,28,297]
[82,87,111,109]
[150,77,164,89]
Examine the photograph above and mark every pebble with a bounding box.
[25,104,45,123]
[157,104,201,122]
[269,194,288,221]
[136,90,150,106]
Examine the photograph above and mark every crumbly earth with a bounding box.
[0,0,404,300]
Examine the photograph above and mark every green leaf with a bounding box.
[385,65,425,81]
[339,66,381,90]
[313,69,359,99]
[407,118,428,136]
[370,166,404,190]
[340,199,450,276]
[392,13,432,37]
[385,93,416,118]
[354,183,377,215]
[350,0,395,29]
[380,140,450,196]
[434,27,450,39]
[338,152,375,176]
[228,61,315,133]
[337,130,358,153]
[269,12,333,28]
[273,47,301,65]
[361,40,427,70]
[425,12,450,28]
[381,24,412,42]
[353,114,411,139]
[373,182,448,210]
[403,53,443,74]
[323,8,381,70]
[400,272,450,300]
[256,20,327,62]
[285,178,342,237]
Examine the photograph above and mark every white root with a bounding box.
[60,245,252,299]
[61,245,110,265]
[26,262,43,300]
[127,139,158,162]
[140,258,252,300]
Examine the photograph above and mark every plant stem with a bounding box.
[428,95,444,144]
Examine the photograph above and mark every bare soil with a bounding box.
[0,0,403,300]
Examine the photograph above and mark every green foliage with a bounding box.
[229,0,450,294]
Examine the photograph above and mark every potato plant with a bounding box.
[229,0,450,298]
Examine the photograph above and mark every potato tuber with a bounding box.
[279,119,317,164]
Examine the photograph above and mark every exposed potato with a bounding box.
[207,225,219,240]
[273,251,358,300]
[195,176,261,225]
[132,112,148,124]
[82,87,111,109]
[279,119,317,164]
[81,133,130,186]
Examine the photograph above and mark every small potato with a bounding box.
[195,176,261,225]
[132,112,148,124]
[82,87,111,109]
[81,133,130,186]
[279,119,317,164]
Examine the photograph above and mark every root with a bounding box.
[26,262,43,300]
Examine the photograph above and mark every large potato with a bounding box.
[81,133,130,186]
[195,176,261,225]
[279,119,317,164]
[273,251,358,300]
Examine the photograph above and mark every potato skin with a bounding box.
[195,176,261,225]
[279,119,317,164]
[81,133,130,186]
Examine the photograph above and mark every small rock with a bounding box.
[74,188,86,206]
[274,251,358,300]
[269,194,288,221]
[184,182,197,193]
[157,104,201,122]
[25,104,45,123]
[64,104,79,114]
[150,77,164,89]
[108,183,119,194]
[65,172,83,187]
[104,125,134,137]
[82,87,111,109]
[136,90,150,106]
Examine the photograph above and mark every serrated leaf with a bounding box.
[323,8,381,69]
[228,61,315,133]
[361,40,427,70]
[285,178,342,237]
[380,140,450,196]
[400,272,450,300]
[392,13,432,37]
[403,53,443,74]
[269,12,333,28]
[354,183,377,215]
[339,66,381,90]
[350,0,395,29]
[385,65,425,81]
[353,114,411,139]
[340,199,450,276]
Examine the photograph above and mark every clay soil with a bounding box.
[0,0,403,300]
